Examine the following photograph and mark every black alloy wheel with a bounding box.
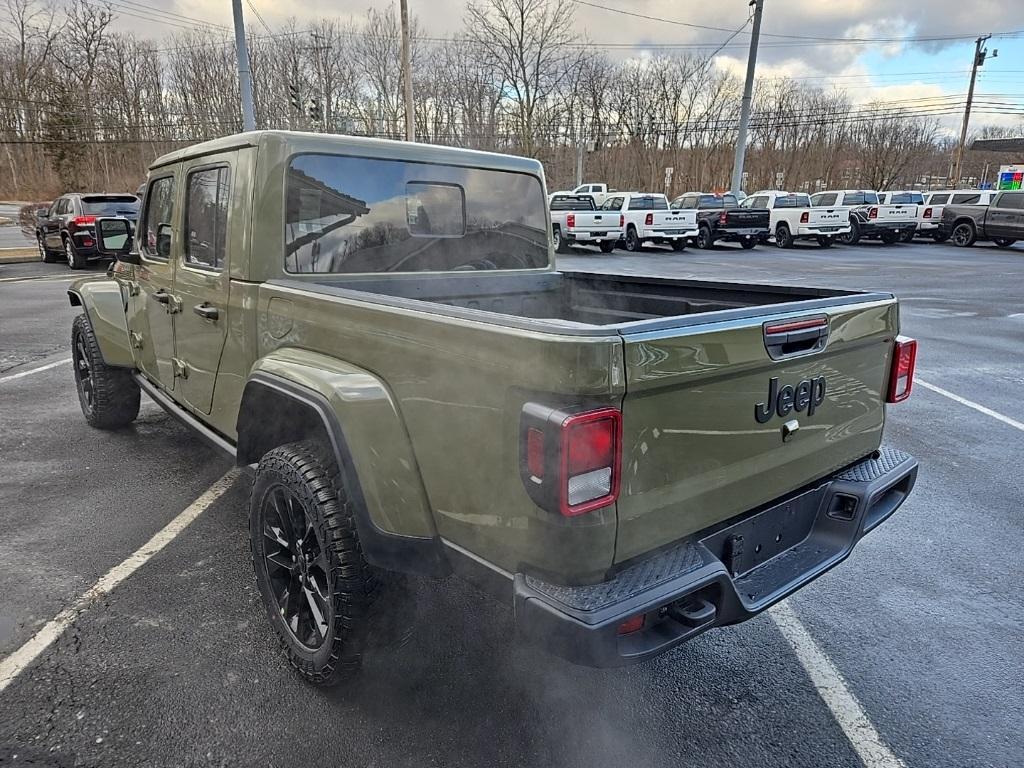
[952,222,976,247]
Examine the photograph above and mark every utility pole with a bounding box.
[400,0,415,142]
[231,0,256,131]
[951,34,995,188]
[730,0,764,195]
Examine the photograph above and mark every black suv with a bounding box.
[38,193,139,268]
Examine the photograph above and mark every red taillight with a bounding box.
[617,615,645,635]
[645,213,653,226]
[566,213,575,228]
[520,405,622,517]
[800,211,809,224]
[886,336,917,403]
[82,237,94,247]
[869,207,878,219]
[71,215,96,226]
[923,207,932,219]
[719,211,727,225]
[619,214,624,227]
[561,409,621,516]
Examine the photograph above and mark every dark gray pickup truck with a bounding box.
[940,190,1024,248]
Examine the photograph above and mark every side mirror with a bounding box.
[95,217,140,264]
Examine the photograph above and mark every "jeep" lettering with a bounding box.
[754,376,827,423]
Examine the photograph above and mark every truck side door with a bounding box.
[128,173,178,391]
[43,198,64,249]
[171,156,233,415]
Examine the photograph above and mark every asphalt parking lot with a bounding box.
[0,238,1021,768]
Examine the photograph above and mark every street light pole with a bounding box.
[730,0,764,195]
[951,34,994,188]
[231,0,256,132]
[400,0,415,142]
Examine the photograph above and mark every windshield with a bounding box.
[81,196,139,215]
[284,154,549,273]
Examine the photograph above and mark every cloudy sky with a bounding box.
[127,0,1024,134]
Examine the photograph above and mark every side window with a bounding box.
[752,196,769,209]
[951,193,980,205]
[928,193,950,205]
[184,166,231,269]
[142,176,176,260]
[998,192,1024,210]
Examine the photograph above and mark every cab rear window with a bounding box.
[284,154,548,274]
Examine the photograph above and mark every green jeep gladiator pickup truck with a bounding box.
[68,131,919,685]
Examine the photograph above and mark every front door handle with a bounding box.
[153,289,171,304]
[193,303,219,320]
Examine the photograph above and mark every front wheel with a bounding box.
[993,238,1017,248]
[817,236,834,248]
[931,231,950,243]
[599,240,615,253]
[250,441,385,687]
[72,314,140,429]
[775,224,794,249]
[951,222,977,247]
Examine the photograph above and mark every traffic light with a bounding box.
[288,83,301,112]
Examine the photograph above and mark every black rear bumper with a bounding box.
[513,448,917,667]
[859,220,917,238]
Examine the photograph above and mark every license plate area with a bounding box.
[700,485,827,577]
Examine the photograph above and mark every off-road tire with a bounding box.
[39,234,59,263]
[72,314,140,429]
[880,231,901,245]
[951,222,976,248]
[696,224,713,250]
[993,238,1017,248]
[599,240,615,253]
[817,235,834,248]
[775,224,794,249]
[624,226,641,252]
[65,237,84,269]
[250,441,403,687]
[837,219,861,245]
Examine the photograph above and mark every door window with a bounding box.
[951,193,981,205]
[184,166,230,269]
[142,176,176,260]
[997,192,1024,209]
[928,193,950,205]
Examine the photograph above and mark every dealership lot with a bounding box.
[0,240,1021,768]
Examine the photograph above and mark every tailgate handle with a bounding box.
[763,316,828,359]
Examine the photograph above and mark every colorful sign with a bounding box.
[997,164,1023,190]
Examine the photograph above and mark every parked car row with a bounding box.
[34,192,140,269]
[550,183,1021,253]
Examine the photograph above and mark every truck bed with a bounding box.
[278,271,888,336]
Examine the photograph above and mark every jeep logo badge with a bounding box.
[755,376,826,423]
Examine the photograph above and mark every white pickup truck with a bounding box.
[810,190,916,245]
[878,191,926,242]
[742,190,851,248]
[920,189,998,242]
[602,192,698,252]
[549,194,624,253]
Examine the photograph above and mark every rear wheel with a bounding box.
[695,225,713,250]
[72,314,140,429]
[817,236,834,248]
[599,240,615,253]
[993,238,1017,248]
[624,227,641,252]
[552,227,570,254]
[739,238,757,250]
[836,219,860,245]
[880,231,900,245]
[775,224,794,249]
[671,238,686,252]
[250,441,389,687]
[951,222,977,248]
[65,237,84,269]
[932,231,950,243]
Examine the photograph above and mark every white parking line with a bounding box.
[770,602,906,768]
[916,379,1024,432]
[0,470,239,695]
[0,357,71,384]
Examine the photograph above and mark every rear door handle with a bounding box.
[193,303,219,320]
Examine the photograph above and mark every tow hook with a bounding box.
[669,597,716,628]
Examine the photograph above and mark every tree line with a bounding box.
[1,0,1018,199]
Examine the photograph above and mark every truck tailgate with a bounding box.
[574,211,620,230]
[877,204,915,222]
[650,211,697,231]
[615,297,898,563]
[808,207,848,226]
